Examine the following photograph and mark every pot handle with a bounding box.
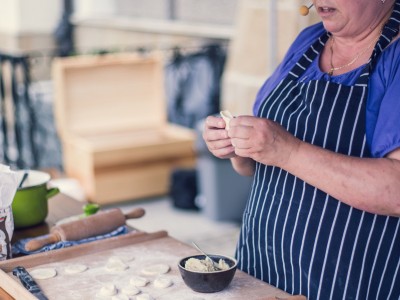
[46,187,60,199]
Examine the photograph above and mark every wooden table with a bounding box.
[1,194,298,300]
[1,231,294,300]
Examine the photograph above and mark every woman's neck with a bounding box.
[320,3,395,76]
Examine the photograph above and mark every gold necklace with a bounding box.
[328,33,380,76]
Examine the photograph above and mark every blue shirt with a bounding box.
[253,22,400,158]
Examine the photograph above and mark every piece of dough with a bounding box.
[136,294,154,300]
[105,256,129,272]
[64,263,88,274]
[121,285,140,296]
[185,257,214,272]
[140,264,170,276]
[129,276,149,287]
[218,259,230,270]
[153,277,173,289]
[112,295,130,300]
[30,268,57,280]
[98,283,117,297]
[220,110,234,130]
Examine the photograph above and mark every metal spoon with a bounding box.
[192,242,220,271]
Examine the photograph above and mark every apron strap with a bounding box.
[287,32,330,80]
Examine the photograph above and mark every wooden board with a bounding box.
[0,231,290,300]
[0,288,14,300]
[63,137,195,203]
[53,52,166,137]
[67,125,195,168]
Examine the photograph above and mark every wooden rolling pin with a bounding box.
[24,207,145,251]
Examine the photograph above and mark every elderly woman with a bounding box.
[203,0,400,299]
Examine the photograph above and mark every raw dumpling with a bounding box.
[112,295,130,300]
[64,264,88,274]
[121,285,140,296]
[140,264,170,276]
[220,110,234,130]
[105,256,129,272]
[153,277,173,289]
[30,268,57,280]
[136,294,154,300]
[97,283,117,297]
[129,276,149,287]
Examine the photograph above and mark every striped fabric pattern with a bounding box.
[236,2,400,299]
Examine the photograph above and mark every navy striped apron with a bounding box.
[236,3,400,300]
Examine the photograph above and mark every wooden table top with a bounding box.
[2,193,301,300]
[0,231,294,300]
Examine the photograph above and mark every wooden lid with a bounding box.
[53,52,166,137]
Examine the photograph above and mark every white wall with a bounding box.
[74,0,116,18]
[0,0,20,33]
[0,0,62,34]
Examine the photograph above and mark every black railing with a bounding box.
[0,53,38,169]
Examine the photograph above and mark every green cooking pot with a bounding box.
[12,170,60,228]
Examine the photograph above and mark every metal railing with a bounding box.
[0,52,38,169]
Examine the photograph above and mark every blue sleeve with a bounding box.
[367,40,400,157]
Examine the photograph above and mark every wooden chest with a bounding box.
[52,53,195,204]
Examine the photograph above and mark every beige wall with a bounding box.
[221,0,320,115]
[0,0,62,80]
[0,0,61,41]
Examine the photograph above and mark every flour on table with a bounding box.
[64,263,88,274]
[105,256,129,272]
[136,294,154,300]
[97,283,117,297]
[123,255,135,262]
[140,264,170,276]
[153,276,173,289]
[30,267,57,280]
[121,285,140,296]
[129,276,149,287]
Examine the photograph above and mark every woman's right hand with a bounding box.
[203,114,256,176]
[202,115,236,159]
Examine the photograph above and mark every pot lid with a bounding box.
[17,170,51,189]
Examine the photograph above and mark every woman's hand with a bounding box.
[228,115,301,169]
[202,115,256,176]
[202,115,236,159]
